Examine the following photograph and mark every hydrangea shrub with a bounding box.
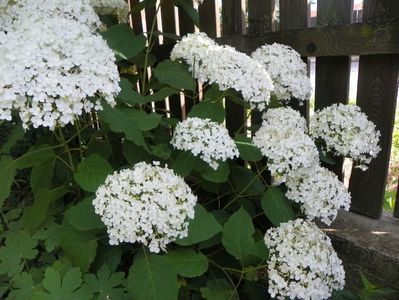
[0,1,381,300]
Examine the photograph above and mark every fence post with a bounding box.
[349,0,399,218]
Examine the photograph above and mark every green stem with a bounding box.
[58,127,76,172]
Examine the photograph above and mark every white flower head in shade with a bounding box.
[93,162,197,253]
[90,0,129,22]
[0,0,101,31]
[253,108,319,182]
[262,106,308,133]
[310,103,381,170]
[252,43,312,103]
[0,17,120,129]
[264,219,345,300]
[171,32,274,110]
[286,166,351,225]
[171,117,239,170]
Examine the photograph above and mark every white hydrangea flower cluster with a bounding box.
[93,162,197,253]
[171,32,274,110]
[0,0,101,31]
[311,104,381,170]
[0,17,120,129]
[171,117,239,170]
[262,106,308,133]
[264,219,345,300]
[252,43,312,103]
[253,108,319,182]
[286,166,351,225]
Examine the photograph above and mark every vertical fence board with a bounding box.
[315,0,352,180]
[395,182,399,218]
[199,0,218,38]
[222,0,245,135]
[349,0,399,218]
[129,0,143,34]
[279,0,309,120]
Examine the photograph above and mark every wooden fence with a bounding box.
[127,0,399,219]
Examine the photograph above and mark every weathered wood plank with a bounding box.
[128,0,143,34]
[314,0,352,180]
[394,182,399,218]
[145,6,158,44]
[349,55,398,218]
[247,0,274,35]
[218,21,399,57]
[161,0,176,42]
[362,0,399,23]
[222,0,245,135]
[199,0,218,38]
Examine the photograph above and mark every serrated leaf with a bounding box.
[188,101,225,123]
[117,78,145,105]
[165,249,208,278]
[127,251,179,300]
[101,24,146,61]
[84,264,128,300]
[201,161,230,183]
[235,135,263,161]
[32,267,92,300]
[21,187,68,232]
[60,226,97,272]
[172,151,196,177]
[154,60,195,92]
[145,87,177,103]
[261,187,295,226]
[200,279,237,300]
[175,204,222,246]
[0,230,38,277]
[0,155,17,209]
[74,154,113,192]
[7,272,35,300]
[65,197,104,231]
[222,207,255,262]
[34,222,62,252]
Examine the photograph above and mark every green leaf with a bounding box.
[123,140,151,165]
[188,101,225,123]
[30,158,55,194]
[0,124,24,154]
[74,154,113,192]
[145,87,177,103]
[261,187,295,226]
[84,264,128,300]
[165,249,208,278]
[0,230,38,277]
[154,60,195,92]
[21,187,68,232]
[117,78,145,105]
[172,0,200,27]
[7,272,35,300]
[101,24,146,61]
[222,207,255,262]
[200,279,237,300]
[32,267,92,300]
[231,166,265,196]
[60,226,97,272]
[151,143,172,160]
[14,144,55,169]
[235,135,263,162]
[201,161,230,183]
[64,197,104,231]
[127,251,179,300]
[34,222,62,252]
[0,155,17,209]
[172,151,196,177]
[176,204,222,246]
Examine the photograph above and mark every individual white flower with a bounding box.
[310,103,381,170]
[286,166,351,225]
[0,0,101,31]
[252,43,312,103]
[171,117,239,170]
[93,162,197,253]
[0,17,120,130]
[262,106,308,133]
[253,108,319,182]
[264,219,345,300]
[171,32,274,110]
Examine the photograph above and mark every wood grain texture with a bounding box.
[279,0,308,30]
[349,54,399,218]
[217,21,399,57]
[247,0,274,35]
[363,0,399,23]
[222,0,245,134]
[315,0,352,179]
[199,0,218,38]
